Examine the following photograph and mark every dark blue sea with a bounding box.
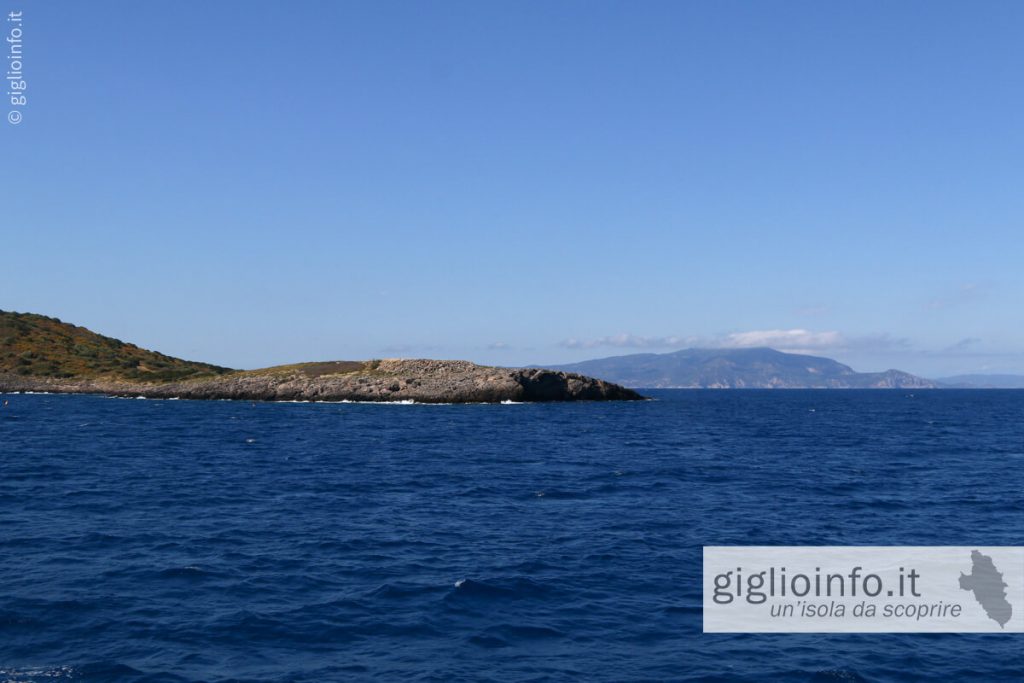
[1,390,1022,682]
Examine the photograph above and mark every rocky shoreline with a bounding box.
[0,359,644,404]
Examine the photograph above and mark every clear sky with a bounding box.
[3,1,1022,377]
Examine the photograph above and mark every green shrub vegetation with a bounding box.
[0,310,234,382]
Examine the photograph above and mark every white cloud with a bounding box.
[560,333,698,350]
[945,337,982,352]
[718,329,844,352]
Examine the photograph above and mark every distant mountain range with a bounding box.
[546,347,939,389]
[934,374,1024,389]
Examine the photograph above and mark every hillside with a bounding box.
[0,310,233,382]
[546,347,938,389]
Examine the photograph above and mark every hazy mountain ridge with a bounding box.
[935,374,1024,389]
[546,347,939,389]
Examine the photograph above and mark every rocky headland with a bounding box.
[0,358,643,403]
[0,312,643,403]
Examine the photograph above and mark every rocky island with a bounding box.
[0,311,642,403]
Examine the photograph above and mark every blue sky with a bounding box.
[3,1,1022,376]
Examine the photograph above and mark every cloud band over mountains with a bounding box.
[560,329,909,355]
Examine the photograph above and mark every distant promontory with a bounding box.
[0,311,642,403]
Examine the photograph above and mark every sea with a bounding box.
[1,390,1021,682]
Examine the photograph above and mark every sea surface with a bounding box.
[1,390,1022,682]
